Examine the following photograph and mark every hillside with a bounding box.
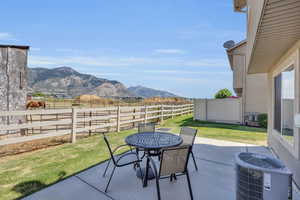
[28,67,134,98]
[28,67,179,98]
[128,86,178,98]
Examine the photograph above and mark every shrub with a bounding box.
[214,89,232,99]
[258,113,268,128]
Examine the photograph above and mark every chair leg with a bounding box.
[141,151,146,159]
[155,176,161,200]
[103,159,111,177]
[186,170,194,200]
[136,162,143,181]
[105,165,116,193]
[190,151,198,171]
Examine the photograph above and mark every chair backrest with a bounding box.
[138,122,155,133]
[180,127,197,146]
[102,134,117,165]
[159,146,190,177]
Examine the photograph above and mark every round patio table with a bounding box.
[125,132,182,187]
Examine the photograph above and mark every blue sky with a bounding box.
[0,0,245,98]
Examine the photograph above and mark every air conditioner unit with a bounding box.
[235,152,292,200]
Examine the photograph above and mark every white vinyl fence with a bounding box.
[0,104,193,146]
[193,98,242,124]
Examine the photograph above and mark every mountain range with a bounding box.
[27,67,178,98]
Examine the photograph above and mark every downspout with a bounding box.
[242,54,247,124]
[5,47,10,128]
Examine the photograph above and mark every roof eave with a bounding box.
[0,44,30,50]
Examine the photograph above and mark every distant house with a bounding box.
[0,45,29,129]
[225,40,268,125]
[232,0,300,187]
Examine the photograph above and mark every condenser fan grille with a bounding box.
[237,166,263,200]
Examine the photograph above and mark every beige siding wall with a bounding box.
[231,43,246,94]
[244,73,268,113]
[233,55,244,92]
[194,98,242,124]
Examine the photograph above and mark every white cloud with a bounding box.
[0,32,16,41]
[144,69,230,75]
[56,48,78,53]
[28,54,227,68]
[143,75,230,85]
[154,49,186,55]
[31,47,41,51]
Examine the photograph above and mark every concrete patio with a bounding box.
[23,137,300,200]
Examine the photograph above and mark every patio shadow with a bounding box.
[13,180,46,196]
[12,171,67,197]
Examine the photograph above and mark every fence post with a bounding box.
[160,105,164,123]
[71,108,77,143]
[89,111,92,136]
[171,105,174,119]
[117,106,121,132]
[181,105,184,116]
[144,105,148,123]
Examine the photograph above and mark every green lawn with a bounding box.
[0,114,267,199]
[0,130,135,200]
[160,114,267,146]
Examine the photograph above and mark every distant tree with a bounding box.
[32,92,46,97]
[214,89,232,99]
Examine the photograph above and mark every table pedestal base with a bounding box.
[136,167,155,180]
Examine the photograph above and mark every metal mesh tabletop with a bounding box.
[125,132,182,149]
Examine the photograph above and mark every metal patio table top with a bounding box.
[125,132,183,150]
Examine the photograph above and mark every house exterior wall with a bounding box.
[228,42,268,121]
[0,47,28,128]
[244,73,268,114]
[267,41,300,187]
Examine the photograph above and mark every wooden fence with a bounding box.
[0,104,193,146]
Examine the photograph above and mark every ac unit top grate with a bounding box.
[238,153,282,169]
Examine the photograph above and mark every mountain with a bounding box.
[28,67,134,98]
[128,86,178,98]
[27,67,179,98]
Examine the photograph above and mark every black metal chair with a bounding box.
[180,127,198,171]
[149,146,194,200]
[138,122,155,133]
[137,123,156,158]
[102,133,142,192]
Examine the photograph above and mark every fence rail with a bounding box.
[0,104,193,146]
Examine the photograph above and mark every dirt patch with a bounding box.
[0,133,93,158]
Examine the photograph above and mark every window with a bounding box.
[274,66,295,144]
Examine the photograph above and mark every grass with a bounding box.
[0,114,267,199]
[0,130,135,200]
[160,115,267,146]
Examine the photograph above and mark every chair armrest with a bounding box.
[112,144,133,154]
[115,152,141,167]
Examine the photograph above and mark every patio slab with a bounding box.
[22,137,300,200]
[22,177,112,200]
